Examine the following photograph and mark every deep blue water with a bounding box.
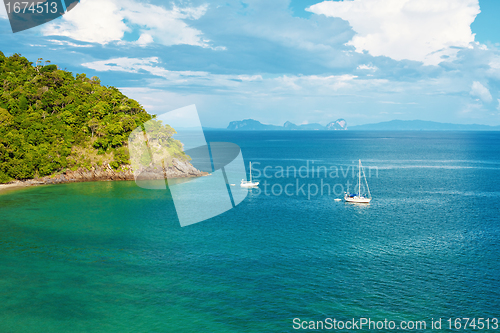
[1,131,500,332]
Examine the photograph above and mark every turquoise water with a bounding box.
[1,131,500,332]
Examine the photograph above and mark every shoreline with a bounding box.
[0,173,206,195]
[0,159,207,195]
[0,182,31,194]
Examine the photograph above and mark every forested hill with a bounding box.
[0,52,187,184]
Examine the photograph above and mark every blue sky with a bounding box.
[1,0,500,127]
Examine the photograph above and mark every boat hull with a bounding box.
[241,182,259,188]
[344,196,371,203]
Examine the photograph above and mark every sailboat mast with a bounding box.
[358,159,361,196]
[362,165,371,198]
[250,162,252,182]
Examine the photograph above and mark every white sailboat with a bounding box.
[241,161,259,187]
[344,159,372,203]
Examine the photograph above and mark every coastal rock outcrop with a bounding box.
[8,158,206,187]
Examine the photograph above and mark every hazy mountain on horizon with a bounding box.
[226,119,347,130]
[223,118,500,131]
[349,119,500,131]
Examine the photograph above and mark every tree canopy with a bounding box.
[0,52,185,183]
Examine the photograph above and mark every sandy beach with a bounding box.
[0,183,30,194]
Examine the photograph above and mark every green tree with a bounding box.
[0,52,164,183]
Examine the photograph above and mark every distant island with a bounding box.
[227,119,348,130]
[0,52,202,186]
[349,120,500,131]
[225,119,500,131]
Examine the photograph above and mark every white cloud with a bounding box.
[47,39,93,48]
[42,0,210,47]
[378,101,418,105]
[357,64,377,71]
[42,0,127,44]
[81,56,497,126]
[82,57,199,79]
[237,75,263,82]
[497,99,500,111]
[491,58,500,70]
[119,1,210,47]
[470,81,492,103]
[307,0,480,65]
[82,57,363,94]
[488,57,500,79]
[136,33,154,47]
[460,101,484,116]
[81,57,260,88]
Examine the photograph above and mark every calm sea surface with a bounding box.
[1,131,500,332]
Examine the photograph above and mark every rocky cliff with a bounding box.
[7,158,206,187]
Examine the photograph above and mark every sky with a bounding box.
[1,0,500,127]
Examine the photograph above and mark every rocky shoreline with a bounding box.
[0,158,207,191]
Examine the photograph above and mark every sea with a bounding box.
[1,131,500,332]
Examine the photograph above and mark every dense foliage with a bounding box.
[0,52,185,183]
